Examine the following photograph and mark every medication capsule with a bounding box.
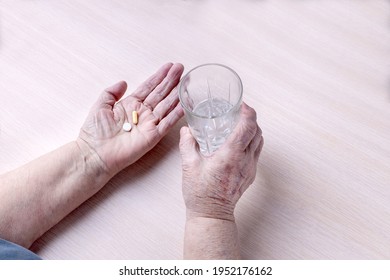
[132,111,138,124]
[122,122,132,132]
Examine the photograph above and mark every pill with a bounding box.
[122,122,132,132]
[132,111,138,124]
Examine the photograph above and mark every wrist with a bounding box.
[184,215,240,259]
[186,207,235,222]
[75,138,113,180]
[182,178,240,223]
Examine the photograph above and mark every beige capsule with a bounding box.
[132,111,138,125]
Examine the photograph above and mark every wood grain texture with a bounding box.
[1,0,389,259]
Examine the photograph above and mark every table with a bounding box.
[1,0,389,259]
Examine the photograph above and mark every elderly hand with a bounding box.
[179,102,263,221]
[78,63,184,176]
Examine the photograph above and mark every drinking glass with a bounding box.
[179,63,243,155]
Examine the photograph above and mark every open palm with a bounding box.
[78,63,184,175]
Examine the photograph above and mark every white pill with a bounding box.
[122,122,132,132]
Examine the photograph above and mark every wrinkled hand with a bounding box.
[78,63,184,176]
[179,103,263,221]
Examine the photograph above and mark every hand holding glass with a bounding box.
[179,64,243,155]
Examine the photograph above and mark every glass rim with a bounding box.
[178,63,243,119]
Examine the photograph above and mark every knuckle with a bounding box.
[257,125,263,136]
[242,103,257,118]
[144,80,154,90]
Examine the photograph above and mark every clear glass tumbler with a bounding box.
[179,63,243,155]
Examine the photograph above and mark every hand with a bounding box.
[78,63,184,176]
[179,102,263,221]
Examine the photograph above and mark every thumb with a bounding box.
[97,81,128,109]
[179,126,200,163]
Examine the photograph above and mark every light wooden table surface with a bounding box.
[1,1,389,259]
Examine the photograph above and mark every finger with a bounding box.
[153,85,179,122]
[179,126,200,164]
[97,81,128,109]
[248,125,263,153]
[225,102,258,150]
[131,63,173,101]
[254,136,264,161]
[143,63,184,110]
[157,101,184,136]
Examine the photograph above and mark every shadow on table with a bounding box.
[30,120,185,257]
[238,150,293,260]
[0,10,2,49]
[384,0,390,102]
